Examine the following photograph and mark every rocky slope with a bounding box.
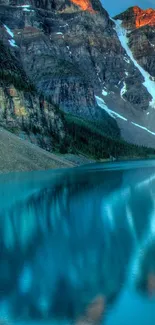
[0,127,76,173]
[0,0,155,157]
[115,7,155,77]
[0,37,66,152]
[113,6,155,147]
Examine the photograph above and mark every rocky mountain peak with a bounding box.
[133,6,155,28]
[0,0,102,13]
[115,6,155,30]
[69,0,96,13]
[50,0,99,13]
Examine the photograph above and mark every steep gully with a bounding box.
[71,3,155,140]
[96,16,155,138]
[67,2,155,143]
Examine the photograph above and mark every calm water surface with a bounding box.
[0,160,155,324]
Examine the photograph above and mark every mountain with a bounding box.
[115,6,155,77]
[1,0,155,162]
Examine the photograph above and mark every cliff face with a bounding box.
[0,85,65,150]
[0,38,65,151]
[8,0,104,12]
[116,6,155,29]
[1,0,155,151]
[0,1,150,118]
[115,7,155,77]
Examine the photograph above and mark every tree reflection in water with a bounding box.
[0,162,155,323]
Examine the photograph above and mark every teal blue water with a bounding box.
[0,160,155,324]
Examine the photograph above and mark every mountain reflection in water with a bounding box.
[0,160,155,324]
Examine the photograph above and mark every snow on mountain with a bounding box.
[3,24,18,47]
[95,96,128,121]
[111,18,155,109]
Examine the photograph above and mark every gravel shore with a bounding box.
[0,128,76,173]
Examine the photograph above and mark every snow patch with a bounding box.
[60,24,69,27]
[147,112,150,115]
[149,40,155,48]
[102,89,108,96]
[3,24,18,47]
[124,57,130,64]
[3,24,14,38]
[23,8,34,12]
[95,95,128,121]
[96,96,155,135]
[120,81,127,101]
[131,122,155,136]
[17,4,31,7]
[112,18,155,109]
[66,45,72,55]
[4,24,18,47]
[9,39,18,47]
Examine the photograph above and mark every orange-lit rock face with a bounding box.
[75,295,105,325]
[70,0,96,13]
[147,273,155,296]
[133,6,155,28]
